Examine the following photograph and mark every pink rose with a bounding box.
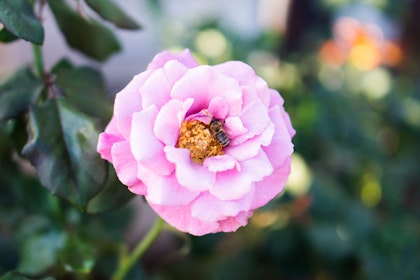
[97,49,295,236]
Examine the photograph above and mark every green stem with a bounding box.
[32,44,44,77]
[112,217,165,280]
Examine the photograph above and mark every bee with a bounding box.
[209,119,230,147]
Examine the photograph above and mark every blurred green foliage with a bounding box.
[1,0,419,279]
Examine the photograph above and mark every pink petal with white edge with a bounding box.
[185,110,213,124]
[164,146,215,192]
[211,169,253,200]
[224,116,248,139]
[253,76,271,107]
[282,108,296,138]
[142,171,199,206]
[171,66,243,116]
[147,49,199,70]
[139,69,171,110]
[154,98,193,146]
[130,107,174,175]
[214,61,256,86]
[263,106,294,169]
[148,202,220,236]
[239,94,270,139]
[269,89,285,108]
[240,150,273,182]
[97,118,124,162]
[207,97,229,120]
[203,154,239,172]
[191,191,253,222]
[114,71,151,139]
[218,211,253,232]
[227,125,274,161]
[111,141,145,194]
[250,158,291,209]
[141,61,189,110]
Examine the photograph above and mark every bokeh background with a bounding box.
[1,0,420,279]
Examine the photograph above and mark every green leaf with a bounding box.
[22,98,108,209]
[0,0,44,44]
[0,26,18,43]
[47,0,121,61]
[59,234,96,274]
[52,59,113,120]
[86,165,134,214]
[0,271,54,280]
[0,67,43,121]
[85,0,141,30]
[18,231,66,276]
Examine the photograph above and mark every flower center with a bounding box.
[177,120,224,163]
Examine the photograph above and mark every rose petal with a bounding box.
[97,118,124,162]
[141,61,189,110]
[147,49,199,70]
[214,61,256,85]
[263,106,294,168]
[111,141,145,193]
[114,71,151,139]
[269,89,284,108]
[142,171,199,206]
[240,150,273,182]
[227,125,274,161]
[254,77,271,108]
[238,94,270,139]
[203,154,239,172]
[218,211,253,232]
[224,116,248,139]
[191,192,253,222]
[148,202,220,236]
[207,97,230,120]
[251,158,291,209]
[154,98,193,146]
[130,107,174,175]
[211,169,253,200]
[164,146,215,192]
[171,66,243,116]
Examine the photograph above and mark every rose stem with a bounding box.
[112,217,165,280]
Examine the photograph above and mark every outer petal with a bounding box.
[114,71,151,139]
[217,211,253,232]
[164,147,215,192]
[147,49,199,70]
[130,107,174,175]
[269,90,295,138]
[214,61,256,86]
[171,66,243,116]
[251,158,291,209]
[141,61,189,110]
[97,117,124,162]
[141,171,199,206]
[111,141,146,195]
[264,106,294,169]
[148,202,220,236]
[191,192,253,222]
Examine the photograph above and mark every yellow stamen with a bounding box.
[177,120,224,163]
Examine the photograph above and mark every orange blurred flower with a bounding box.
[319,17,402,70]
